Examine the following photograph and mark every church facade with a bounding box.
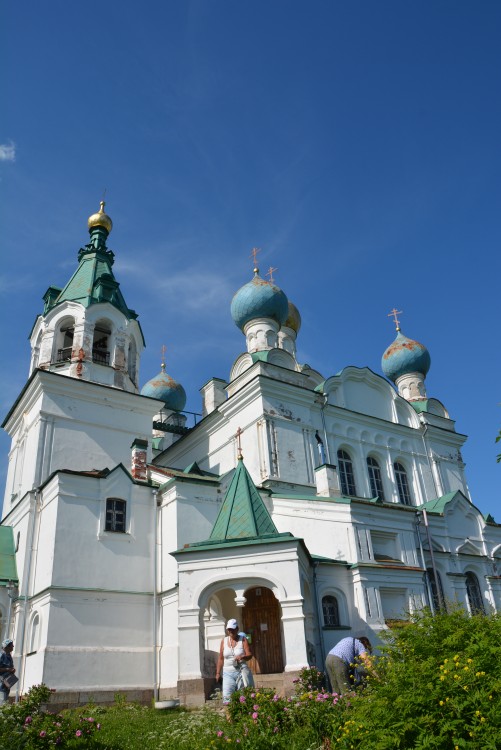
[1,204,500,706]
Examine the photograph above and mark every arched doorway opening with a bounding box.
[242,586,283,674]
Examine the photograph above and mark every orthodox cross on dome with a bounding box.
[250,247,261,273]
[266,266,278,284]
[388,308,403,332]
[235,426,244,460]
[160,344,167,371]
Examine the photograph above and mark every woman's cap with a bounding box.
[2,638,13,648]
[226,618,238,630]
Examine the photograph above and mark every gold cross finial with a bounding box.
[388,308,403,332]
[250,247,261,273]
[235,427,243,460]
[161,344,167,370]
[266,266,278,284]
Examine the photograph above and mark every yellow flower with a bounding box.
[480,717,486,723]
[453,655,460,662]
[463,666,469,671]
[444,658,448,664]
[439,700,444,706]
[467,658,473,663]
[440,676,445,681]
[475,710,481,716]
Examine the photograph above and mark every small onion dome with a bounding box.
[88,200,113,234]
[230,270,289,331]
[381,330,431,383]
[284,300,301,334]
[141,364,187,412]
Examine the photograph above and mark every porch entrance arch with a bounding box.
[242,586,283,674]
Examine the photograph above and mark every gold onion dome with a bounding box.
[285,301,301,333]
[88,201,113,234]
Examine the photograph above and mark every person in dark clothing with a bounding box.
[0,639,15,705]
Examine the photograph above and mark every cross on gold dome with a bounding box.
[388,308,403,332]
[235,427,243,460]
[250,247,261,273]
[266,266,278,284]
[161,344,167,370]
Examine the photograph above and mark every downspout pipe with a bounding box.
[16,488,39,702]
[421,509,444,612]
[421,424,439,499]
[152,488,159,702]
[415,514,435,614]
[319,393,331,464]
[312,561,326,673]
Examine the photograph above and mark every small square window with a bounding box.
[105,498,127,533]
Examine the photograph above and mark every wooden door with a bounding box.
[242,587,284,674]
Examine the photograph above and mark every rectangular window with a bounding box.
[105,498,127,533]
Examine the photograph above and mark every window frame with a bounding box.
[321,594,340,627]
[394,461,412,505]
[337,449,357,497]
[105,498,127,534]
[465,571,485,614]
[367,456,385,501]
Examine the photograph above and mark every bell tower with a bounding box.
[29,202,144,393]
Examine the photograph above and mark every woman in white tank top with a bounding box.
[216,618,253,704]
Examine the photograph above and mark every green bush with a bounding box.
[330,606,501,749]
[0,684,101,749]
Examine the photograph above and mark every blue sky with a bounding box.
[1,1,500,519]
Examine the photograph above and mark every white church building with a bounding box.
[1,203,500,706]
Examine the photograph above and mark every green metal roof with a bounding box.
[42,228,142,339]
[410,400,429,414]
[209,458,279,540]
[0,526,18,584]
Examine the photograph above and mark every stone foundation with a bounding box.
[43,689,153,711]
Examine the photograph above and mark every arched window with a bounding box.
[29,613,40,653]
[426,568,446,612]
[465,572,485,614]
[92,320,111,365]
[337,449,357,496]
[367,456,385,501]
[394,462,412,505]
[322,595,340,627]
[56,318,75,362]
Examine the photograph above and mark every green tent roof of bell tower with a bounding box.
[40,203,143,341]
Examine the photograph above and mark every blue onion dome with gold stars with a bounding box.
[284,300,301,333]
[141,362,187,412]
[231,267,289,331]
[382,329,431,383]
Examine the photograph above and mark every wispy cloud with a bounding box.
[0,141,16,161]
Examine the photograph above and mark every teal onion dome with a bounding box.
[381,330,431,383]
[285,300,301,334]
[231,271,289,331]
[141,364,187,412]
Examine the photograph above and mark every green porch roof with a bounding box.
[0,526,18,584]
[209,458,279,540]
